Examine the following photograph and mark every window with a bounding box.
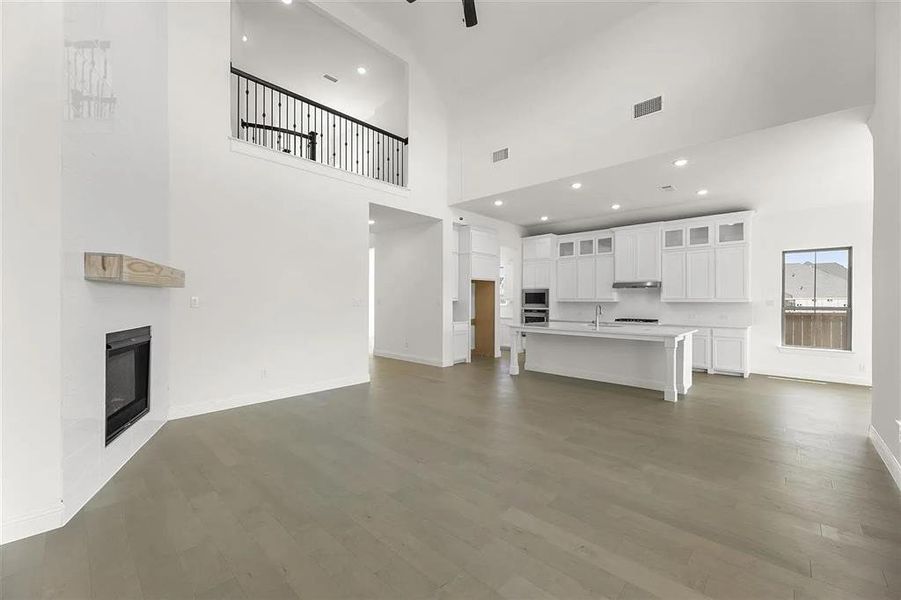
[782,247,851,350]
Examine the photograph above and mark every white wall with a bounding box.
[59,2,172,521]
[868,2,901,485]
[1,2,64,543]
[373,221,444,366]
[553,203,873,386]
[749,203,872,386]
[167,1,377,418]
[451,2,874,204]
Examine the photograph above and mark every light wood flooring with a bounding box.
[2,355,900,600]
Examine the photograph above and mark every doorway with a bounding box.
[472,280,496,358]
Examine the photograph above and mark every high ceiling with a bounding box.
[453,107,873,234]
[351,0,650,96]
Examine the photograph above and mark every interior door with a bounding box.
[473,280,496,358]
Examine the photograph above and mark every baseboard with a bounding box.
[372,350,444,367]
[752,367,871,386]
[1,504,63,545]
[169,373,370,420]
[869,424,901,493]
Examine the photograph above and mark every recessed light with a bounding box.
[697,189,709,196]
[368,219,375,225]
[611,204,621,210]
[673,158,688,167]
[493,199,504,206]
[356,66,367,75]
[540,216,549,222]
[281,0,293,4]
[570,182,582,190]
[241,34,248,42]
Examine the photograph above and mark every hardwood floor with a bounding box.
[2,355,899,599]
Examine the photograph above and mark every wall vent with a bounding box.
[492,147,509,163]
[633,95,663,119]
[323,74,339,83]
[659,185,676,192]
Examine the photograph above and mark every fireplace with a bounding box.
[106,326,150,445]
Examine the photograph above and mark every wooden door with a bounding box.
[473,280,495,358]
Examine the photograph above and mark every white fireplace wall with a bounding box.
[58,2,172,521]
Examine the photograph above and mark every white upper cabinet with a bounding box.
[523,260,551,289]
[715,245,749,300]
[661,251,686,300]
[558,240,576,258]
[557,259,578,300]
[663,227,685,249]
[659,212,751,303]
[688,224,711,246]
[716,218,747,245]
[578,238,595,256]
[576,257,595,300]
[522,235,554,261]
[615,224,661,282]
[596,234,613,255]
[685,248,716,299]
[595,255,616,301]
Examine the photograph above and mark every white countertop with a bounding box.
[510,321,697,342]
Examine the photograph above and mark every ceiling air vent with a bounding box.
[633,95,662,119]
[323,74,339,83]
[492,147,509,163]
[659,185,676,192]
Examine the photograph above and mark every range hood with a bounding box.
[612,281,661,289]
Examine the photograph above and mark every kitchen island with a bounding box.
[508,322,697,402]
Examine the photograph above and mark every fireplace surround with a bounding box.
[106,326,150,445]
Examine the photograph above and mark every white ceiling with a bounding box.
[454,107,874,234]
[351,0,650,96]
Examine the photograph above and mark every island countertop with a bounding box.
[508,322,697,401]
[510,322,697,342]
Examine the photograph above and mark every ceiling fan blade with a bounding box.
[406,0,417,3]
[462,0,477,27]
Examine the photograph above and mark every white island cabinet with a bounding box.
[508,322,696,402]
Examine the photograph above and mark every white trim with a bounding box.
[169,373,370,420]
[751,367,870,387]
[777,345,854,356]
[1,504,63,545]
[868,424,901,493]
[230,138,410,197]
[373,350,445,367]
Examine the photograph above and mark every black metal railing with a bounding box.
[231,65,408,187]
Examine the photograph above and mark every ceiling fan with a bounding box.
[406,0,478,28]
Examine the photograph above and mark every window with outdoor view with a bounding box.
[782,247,851,350]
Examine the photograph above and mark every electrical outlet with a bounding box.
[261,369,268,379]
[190,296,200,308]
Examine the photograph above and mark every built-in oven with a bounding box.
[522,288,549,309]
[522,309,549,324]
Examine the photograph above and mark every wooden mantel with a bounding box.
[84,253,185,288]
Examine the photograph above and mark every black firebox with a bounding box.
[106,326,150,445]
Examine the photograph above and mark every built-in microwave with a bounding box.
[522,288,549,309]
[522,310,549,324]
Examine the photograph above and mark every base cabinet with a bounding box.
[711,328,749,377]
[691,329,711,370]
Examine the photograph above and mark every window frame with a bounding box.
[781,246,852,351]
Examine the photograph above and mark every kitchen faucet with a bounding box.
[595,304,604,329]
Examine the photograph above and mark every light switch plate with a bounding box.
[190,296,200,308]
